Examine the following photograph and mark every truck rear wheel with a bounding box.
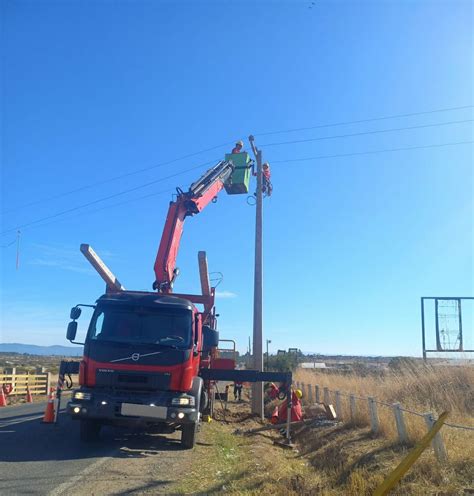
[181,422,197,449]
[80,419,101,443]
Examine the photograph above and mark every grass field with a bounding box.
[294,361,474,495]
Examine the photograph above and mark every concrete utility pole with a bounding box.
[248,135,264,419]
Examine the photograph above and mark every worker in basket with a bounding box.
[276,389,303,423]
[231,140,244,154]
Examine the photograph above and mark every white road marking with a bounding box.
[48,450,118,496]
[0,414,45,428]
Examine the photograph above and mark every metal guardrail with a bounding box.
[293,380,473,463]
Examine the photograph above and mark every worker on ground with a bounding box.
[231,140,244,154]
[277,389,303,424]
[268,382,280,401]
[233,381,243,401]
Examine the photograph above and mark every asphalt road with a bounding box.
[0,401,190,496]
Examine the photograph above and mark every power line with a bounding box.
[255,104,473,137]
[1,238,16,248]
[5,140,472,236]
[3,105,472,215]
[285,140,471,163]
[2,141,234,215]
[272,140,473,164]
[0,159,218,236]
[18,188,174,233]
[261,119,474,148]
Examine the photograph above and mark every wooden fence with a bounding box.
[1,370,51,397]
[293,380,473,463]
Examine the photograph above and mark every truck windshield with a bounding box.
[88,305,192,348]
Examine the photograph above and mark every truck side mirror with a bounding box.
[66,321,78,341]
[202,325,219,352]
[70,306,82,320]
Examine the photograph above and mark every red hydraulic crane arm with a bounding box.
[153,160,234,294]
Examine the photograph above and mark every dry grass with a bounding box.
[294,362,474,494]
[173,398,324,495]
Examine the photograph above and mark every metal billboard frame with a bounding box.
[421,296,474,359]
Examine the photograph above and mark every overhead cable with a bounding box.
[261,119,474,148]
[2,142,234,214]
[255,104,473,137]
[4,140,472,235]
[272,140,474,164]
[0,159,218,236]
[4,105,472,214]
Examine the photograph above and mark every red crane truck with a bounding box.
[62,150,292,447]
[64,155,253,447]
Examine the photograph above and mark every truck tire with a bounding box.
[181,422,197,449]
[80,419,101,443]
[200,390,209,413]
[191,377,203,410]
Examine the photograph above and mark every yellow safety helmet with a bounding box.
[295,389,303,399]
[236,140,244,147]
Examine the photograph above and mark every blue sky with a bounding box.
[1,0,473,356]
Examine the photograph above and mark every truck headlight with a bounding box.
[171,396,194,406]
[73,391,92,401]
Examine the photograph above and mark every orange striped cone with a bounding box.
[271,405,279,424]
[26,387,33,403]
[42,391,55,423]
[0,387,7,407]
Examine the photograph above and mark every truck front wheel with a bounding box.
[181,422,197,449]
[80,419,101,443]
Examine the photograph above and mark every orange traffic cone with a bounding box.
[42,391,55,423]
[0,387,7,407]
[271,405,279,424]
[26,387,33,403]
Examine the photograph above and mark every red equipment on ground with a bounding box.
[2,383,13,395]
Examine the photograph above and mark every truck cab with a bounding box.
[66,291,216,448]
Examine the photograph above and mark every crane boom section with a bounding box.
[153,160,234,293]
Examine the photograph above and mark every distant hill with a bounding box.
[0,343,82,356]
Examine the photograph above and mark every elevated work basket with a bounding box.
[224,152,252,194]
